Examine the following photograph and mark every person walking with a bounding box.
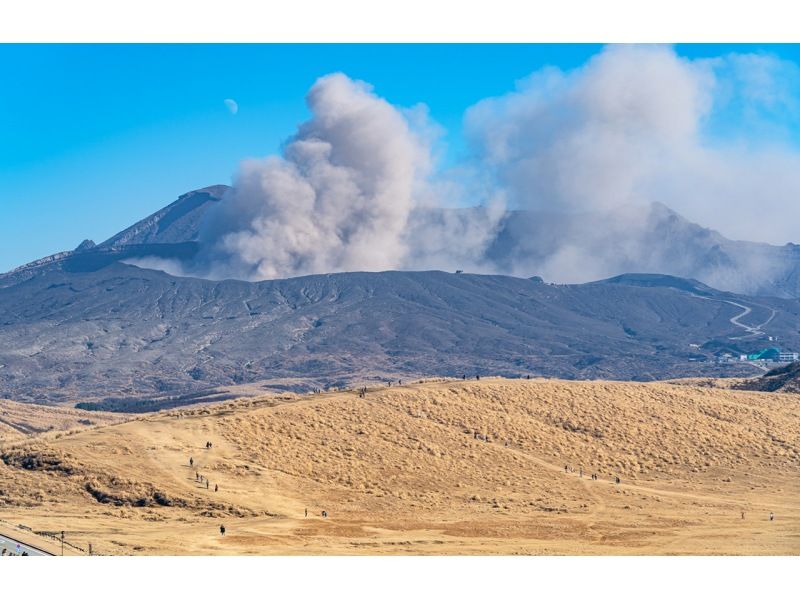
[189,456,193,467]
[770,512,775,521]
[220,525,226,536]
[305,508,308,517]
[206,479,210,489]
[214,484,218,492]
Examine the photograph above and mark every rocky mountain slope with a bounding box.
[1,263,798,404]
[2,184,800,405]
[4,185,800,298]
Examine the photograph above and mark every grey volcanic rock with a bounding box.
[4,185,800,298]
[1,264,798,404]
[3,184,800,406]
[100,185,227,247]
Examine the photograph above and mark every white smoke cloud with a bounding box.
[196,72,501,280]
[460,44,800,291]
[199,74,429,279]
[465,44,800,244]
[137,46,800,295]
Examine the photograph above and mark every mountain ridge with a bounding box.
[5,184,800,298]
[2,264,797,404]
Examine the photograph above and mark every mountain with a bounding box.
[2,184,800,405]
[99,185,227,248]
[0,185,226,289]
[1,262,798,404]
[486,202,800,299]
[5,185,799,298]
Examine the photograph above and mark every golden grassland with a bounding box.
[0,378,798,555]
[0,399,125,443]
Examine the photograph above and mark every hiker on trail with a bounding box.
[196,472,199,481]
[742,511,745,520]
[526,374,531,380]
[579,468,583,478]
[322,510,328,518]
[206,479,210,489]
[189,456,193,467]
[770,512,775,521]
[615,476,620,485]
[220,525,225,536]
[565,465,569,473]
[215,484,218,492]
[305,508,308,517]
[462,374,466,380]
[476,375,480,381]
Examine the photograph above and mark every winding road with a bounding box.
[724,300,777,340]
[0,532,52,556]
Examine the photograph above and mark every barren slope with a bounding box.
[0,378,798,555]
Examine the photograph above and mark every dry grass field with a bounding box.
[0,399,126,443]
[0,378,798,555]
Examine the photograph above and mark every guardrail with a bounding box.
[0,518,104,555]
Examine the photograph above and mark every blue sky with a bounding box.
[2,43,799,272]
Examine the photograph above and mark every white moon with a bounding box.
[224,98,238,115]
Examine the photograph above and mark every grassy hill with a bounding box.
[0,378,797,555]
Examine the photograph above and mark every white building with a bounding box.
[778,351,799,363]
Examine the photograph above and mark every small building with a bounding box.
[747,347,781,361]
[778,351,799,363]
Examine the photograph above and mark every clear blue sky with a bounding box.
[2,44,799,272]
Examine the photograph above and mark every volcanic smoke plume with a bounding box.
[178,46,800,289]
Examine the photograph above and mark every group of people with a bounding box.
[190,448,219,492]
[564,464,614,484]
[1,547,29,556]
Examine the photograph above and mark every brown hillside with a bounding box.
[0,378,798,555]
[0,399,126,442]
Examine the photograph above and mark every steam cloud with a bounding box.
[167,46,800,294]
[196,73,502,280]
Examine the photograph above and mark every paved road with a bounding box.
[0,533,53,556]
[725,300,777,340]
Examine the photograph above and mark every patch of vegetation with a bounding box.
[75,390,237,413]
